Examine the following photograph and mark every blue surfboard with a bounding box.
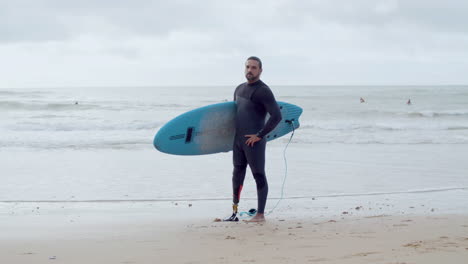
[154,101,302,155]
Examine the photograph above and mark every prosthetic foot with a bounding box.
[223,204,239,222]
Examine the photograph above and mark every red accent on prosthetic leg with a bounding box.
[238,185,243,199]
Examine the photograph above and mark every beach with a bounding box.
[1,200,468,264]
[1,143,468,264]
[2,0,468,261]
[1,85,468,263]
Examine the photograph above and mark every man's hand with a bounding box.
[245,134,262,147]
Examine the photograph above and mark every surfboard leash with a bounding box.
[234,120,296,219]
[265,119,295,216]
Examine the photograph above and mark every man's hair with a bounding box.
[247,56,262,69]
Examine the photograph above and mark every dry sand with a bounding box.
[1,209,467,264]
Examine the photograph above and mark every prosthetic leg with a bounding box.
[223,204,239,222]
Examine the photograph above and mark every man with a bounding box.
[227,56,282,222]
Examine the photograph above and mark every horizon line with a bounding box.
[1,84,468,89]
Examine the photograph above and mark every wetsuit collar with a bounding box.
[247,79,262,86]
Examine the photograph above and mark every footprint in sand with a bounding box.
[365,214,389,218]
[352,252,379,257]
[403,241,423,248]
[308,258,328,262]
[342,252,380,259]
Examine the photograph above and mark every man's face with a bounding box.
[245,59,262,82]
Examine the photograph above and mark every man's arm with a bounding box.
[233,84,242,101]
[254,87,282,138]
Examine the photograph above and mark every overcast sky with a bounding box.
[1,0,467,88]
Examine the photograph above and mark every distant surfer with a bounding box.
[225,56,282,223]
[407,99,412,105]
[360,97,365,103]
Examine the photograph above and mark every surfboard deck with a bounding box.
[154,101,302,155]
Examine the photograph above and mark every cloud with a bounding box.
[2,0,468,42]
[277,0,468,33]
[0,0,467,87]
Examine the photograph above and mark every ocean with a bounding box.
[2,85,468,150]
[1,85,467,216]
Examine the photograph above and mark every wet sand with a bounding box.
[1,204,467,264]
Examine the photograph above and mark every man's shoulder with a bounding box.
[236,82,247,89]
[257,80,270,89]
[251,80,275,103]
[234,82,248,95]
[254,80,273,94]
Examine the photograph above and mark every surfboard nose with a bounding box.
[153,130,164,151]
[153,136,160,150]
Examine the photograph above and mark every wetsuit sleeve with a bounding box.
[233,84,241,101]
[253,87,282,138]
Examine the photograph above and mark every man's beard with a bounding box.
[246,73,257,81]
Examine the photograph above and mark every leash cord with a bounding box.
[238,120,296,218]
[265,120,295,216]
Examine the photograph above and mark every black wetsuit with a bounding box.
[232,80,282,214]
